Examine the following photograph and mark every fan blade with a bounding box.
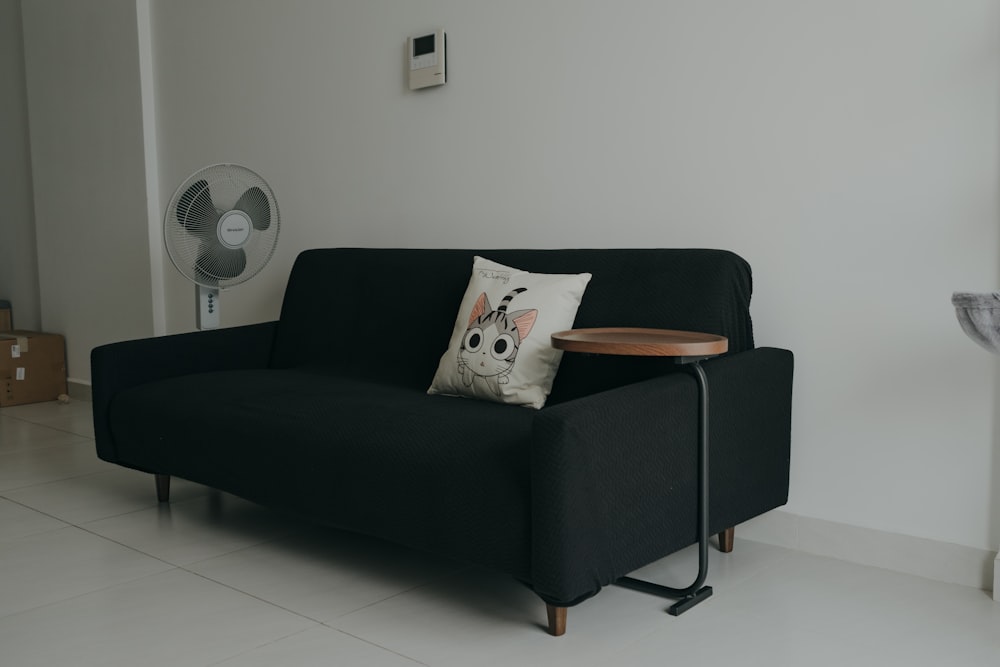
[176,179,220,237]
[232,186,271,231]
[195,243,247,281]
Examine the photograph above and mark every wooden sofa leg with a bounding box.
[718,526,735,553]
[155,474,171,503]
[546,604,567,636]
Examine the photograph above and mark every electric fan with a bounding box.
[164,164,280,329]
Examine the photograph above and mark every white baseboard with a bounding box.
[995,552,1000,601]
[66,378,92,402]
[739,510,996,594]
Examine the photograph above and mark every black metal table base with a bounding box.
[614,360,712,617]
[616,577,714,615]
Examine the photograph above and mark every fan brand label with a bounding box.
[218,211,252,248]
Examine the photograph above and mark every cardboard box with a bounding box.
[0,331,67,407]
[0,300,10,332]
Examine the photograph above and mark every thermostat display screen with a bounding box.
[413,34,435,57]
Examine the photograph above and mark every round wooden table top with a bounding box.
[551,327,729,358]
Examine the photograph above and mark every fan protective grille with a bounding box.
[164,164,280,289]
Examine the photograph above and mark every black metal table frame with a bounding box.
[614,356,713,616]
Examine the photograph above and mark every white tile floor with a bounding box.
[1,399,998,666]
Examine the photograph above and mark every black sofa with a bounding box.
[91,248,793,635]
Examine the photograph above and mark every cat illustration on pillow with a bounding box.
[457,288,538,397]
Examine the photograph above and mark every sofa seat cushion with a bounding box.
[108,368,535,579]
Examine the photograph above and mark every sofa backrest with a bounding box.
[269,248,754,403]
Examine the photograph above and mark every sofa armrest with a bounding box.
[90,322,278,463]
[529,347,793,607]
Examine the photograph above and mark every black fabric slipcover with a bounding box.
[269,248,755,402]
[91,247,792,612]
[110,370,534,579]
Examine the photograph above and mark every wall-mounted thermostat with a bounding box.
[408,30,446,90]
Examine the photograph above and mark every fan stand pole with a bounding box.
[197,284,220,330]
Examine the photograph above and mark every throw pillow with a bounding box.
[428,256,591,408]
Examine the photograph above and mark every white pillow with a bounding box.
[428,257,591,409]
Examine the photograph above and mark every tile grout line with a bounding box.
[199,627,320,667]
[179,566,436,666]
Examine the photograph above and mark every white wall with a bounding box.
[0,0,40,331]
[149,0,1000,553]
[17,0,1000,560]
[20,0,155,380]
